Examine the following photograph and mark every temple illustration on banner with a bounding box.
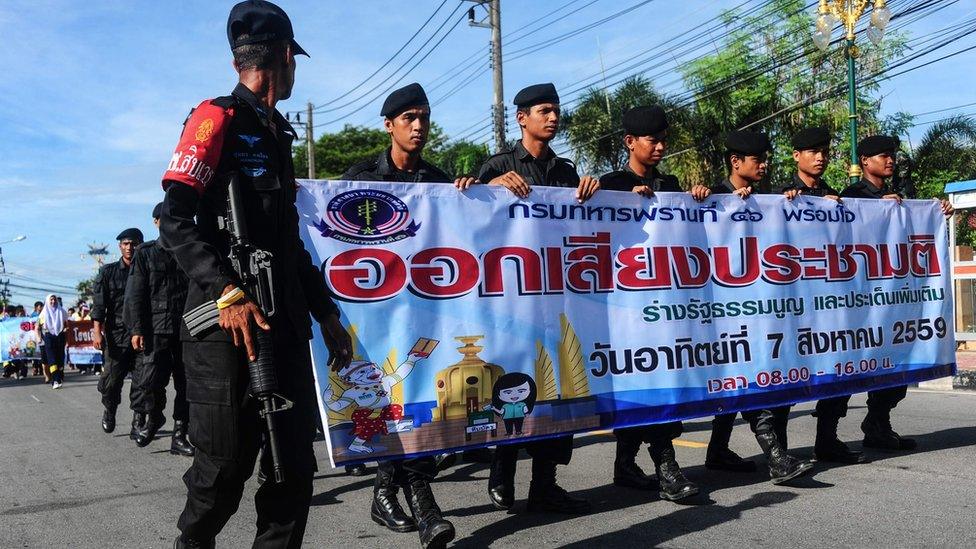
[323,315,602,463]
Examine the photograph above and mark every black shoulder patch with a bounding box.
[341,159,379,179]
[600,170,638,191]
[211,95,237,108]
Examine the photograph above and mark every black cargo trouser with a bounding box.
[815,395,852,418]
[97,342,139,414]
[615,421,683,448]
[489,435,574,488]
[132,334,188,422]
[377,456,438,485]
[711,406,791,445]
[815,384,907,421]
[867,385,908,416]
[177,333,318,548]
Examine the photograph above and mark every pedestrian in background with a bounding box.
[37,294,68,389]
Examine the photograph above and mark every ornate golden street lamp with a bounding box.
[812,0,892,184]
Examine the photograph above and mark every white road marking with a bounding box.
[30,395,41,402]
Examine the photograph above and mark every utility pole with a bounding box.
[468,0,505,152]
[306,102,316,179]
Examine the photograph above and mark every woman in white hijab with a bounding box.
[38,294,68,389]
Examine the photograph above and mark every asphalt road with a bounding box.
[2,371,975,548]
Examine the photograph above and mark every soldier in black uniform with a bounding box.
[93,227,145,437]
[704,130,813,484]
[600,106,705,501]
[123,203,194,456]
[780,127,864,465]
[841,135,952,452]
[158,2,352,546]
[339,83,470,549]
[478,83,598,514]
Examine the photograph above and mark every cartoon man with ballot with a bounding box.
[323,338,439,454]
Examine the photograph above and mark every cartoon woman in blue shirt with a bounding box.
[486,372,537,437]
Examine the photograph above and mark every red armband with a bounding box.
[161,100,235,194]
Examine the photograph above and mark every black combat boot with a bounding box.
[526,459,591,514]
[755,429,813,484]
[371,467,415,533]
[613,437,653,489]
[487,452,516,510]
[130,412,146,440]
[170,420,195,457]
[346,463,368,476]
[174,535,215,548]
[403,476,455,549]
[135,414,165,447]
[705,422,756,472]
[101,408,116,434]
[649,442,699,501]
[814,416,863,464]
[861,411,916,451]
[434,453,458,472]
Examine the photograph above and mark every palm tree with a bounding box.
[909,115,976,198]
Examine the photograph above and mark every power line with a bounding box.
[313,2,467,116]
[320,5,469,125]
[553,0,973,158]
[308,0,451,110]
[506,0,659,61]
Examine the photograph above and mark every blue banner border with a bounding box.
[334,363,955,466]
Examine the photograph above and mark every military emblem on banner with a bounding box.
[314,189,421,245]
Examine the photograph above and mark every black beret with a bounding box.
[227,0,308,57]
[116,228,144,242]
[513,83,559,108]
[152,202,163,220]
[725,130,771,156]
[380,83,429,118]
[858,135,898,157]
[791,127,830,150]
[622,106,669,137]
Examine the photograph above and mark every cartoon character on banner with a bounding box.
[485,372,537,437]
[323,338,439,454]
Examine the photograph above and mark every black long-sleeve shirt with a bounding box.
[159,83,338,341]
[477,140,580,188]
[91,259,131,348]
[122,240,188,337]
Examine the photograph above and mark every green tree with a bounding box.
[294,124,389,178]
[562,76,689,174]
[677,0,907,190]
[295,122,488,179]
[76,277,95,303]
[426,140,490,177]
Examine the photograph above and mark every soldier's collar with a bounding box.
[515,140,556,162]
[858,177,889,196]
[378,147,431,176]
[624,163,660,182]
[792,172,825,189]
[231,83,297,139]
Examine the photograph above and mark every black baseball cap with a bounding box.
[227,0,308,57]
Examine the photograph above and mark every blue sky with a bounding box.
[1,0,974,305]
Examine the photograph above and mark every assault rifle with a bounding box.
[182,173,292,483]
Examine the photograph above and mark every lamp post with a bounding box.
[812,0,891,185]
[0,235,27,306]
